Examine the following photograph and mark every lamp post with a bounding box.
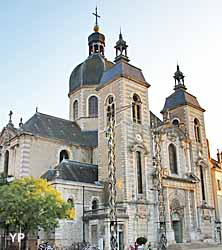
[152,131,167,250]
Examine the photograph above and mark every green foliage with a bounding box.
[0,177,70,233]
[136,237,147,245]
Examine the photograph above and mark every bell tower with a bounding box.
[114,30,129,63]
[88,7,105,56]
[68,8,114,131]
[97,32,156,244]
[161,65,215,240]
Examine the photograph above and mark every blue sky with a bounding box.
[0,0,221,157]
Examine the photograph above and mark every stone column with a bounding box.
[165,188,175,244]
[19,135,31,177]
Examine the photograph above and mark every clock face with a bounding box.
[135,134,143,143]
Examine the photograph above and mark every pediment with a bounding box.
[0,126,18,145]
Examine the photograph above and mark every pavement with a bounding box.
[171,245,222,250]
[191,248,222,250]
[167,244,222,250]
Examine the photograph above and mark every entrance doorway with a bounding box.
[118,224,124,250]
[172,213,183,243]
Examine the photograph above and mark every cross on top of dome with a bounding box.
[92,7,101,32]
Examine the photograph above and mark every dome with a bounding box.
[69,54,114,94]
[88,32,105,45]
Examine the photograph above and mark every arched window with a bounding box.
[67,198,74,208]
[89,45,93,55]
[4,150,9,177]
[136,151,143,194]
[100,45,104,55]
[200,166,206,201]
[172,119,180,127]
[169,144,178,174]
[73,100,78,120]
[106,95,115,125]
[132,94,142,124]
[194,118,201,143]
[67,198,75,219]
[94,44,99,53]
[92,199,98,210]
[88,96,98,117]
[59,150,69,163]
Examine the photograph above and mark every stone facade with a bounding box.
[0,19,218,250]
[210,147,222,243]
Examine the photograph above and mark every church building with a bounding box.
[0,10,217,250]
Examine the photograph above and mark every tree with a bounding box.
[136,237,147,245]
[0,177,72,250]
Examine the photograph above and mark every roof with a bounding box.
[161,87,205,113]
[99,60,149,87]
[88,32,105,44]
[0,124,18,141]
[150,111,163,128]
[211,158,222,170]
[22,112,98,147]
[69,54,114,94]
[42,160,98,184]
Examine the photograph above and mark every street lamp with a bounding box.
[152,131,167,250]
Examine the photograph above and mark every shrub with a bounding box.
[136,237,147,245]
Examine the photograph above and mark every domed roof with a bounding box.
[69,54,114,94]
[88,32,105,45]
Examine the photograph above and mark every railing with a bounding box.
[84,207,127,217]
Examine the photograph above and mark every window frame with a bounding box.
[88,95,98,118]
[59,150,69,163]
[73,100,78,120]
[168,143,178,175]
[105,95,115,127]
[200,166,206,202]
[136,151,143,194]
[217,179,221,191]
[132,94,142,124]
[194,118,201,143]
[4,150,9,177]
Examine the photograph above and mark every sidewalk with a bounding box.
[191,247,221,250]
[167,244,221,250]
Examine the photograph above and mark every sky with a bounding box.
[0,0,221,158]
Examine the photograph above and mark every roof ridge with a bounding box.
[64,160,98,167]
[183,90,198,99]
[37,112,80,127]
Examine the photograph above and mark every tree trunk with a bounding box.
[21,230,28,250]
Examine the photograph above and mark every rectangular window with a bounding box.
[200,167,206,201]
[136,151,143,194]
[217,180,221,190]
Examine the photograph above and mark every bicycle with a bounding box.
[82,244,99,250]
[38,241,54,250]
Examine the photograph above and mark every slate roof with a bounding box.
[161,87,204,113]
[69,54,114,94]
[150,111,163,128]
[99,60,149,87]
[211,158,222,169]
[42,160,98,184]
[22,112,98,147]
